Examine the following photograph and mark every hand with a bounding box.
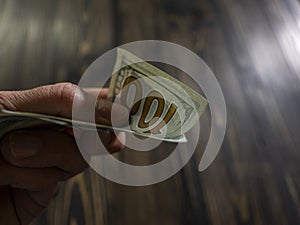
[0,83,127,225]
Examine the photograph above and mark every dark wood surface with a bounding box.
[1,0,300,224]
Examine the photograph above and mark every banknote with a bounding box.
[108,48,208,139]
[0,48,208,143]
[0,109,187,142]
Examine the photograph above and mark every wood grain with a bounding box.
[0,0,299,224]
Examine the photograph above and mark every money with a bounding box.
[0,109,188,142]
[0,49,208,143]
[108,48,208,140]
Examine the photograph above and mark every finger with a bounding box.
[0,155,70,190]
[85,88,130,126]
[0,83,129,126]
[1,129,88,174]
[78,130,125,155]
[107,132,126,153]
[95,98,129,126]
[84,88,109,99]
[99,131,126,153]
[83,87,122,124]
[0,83,79,117]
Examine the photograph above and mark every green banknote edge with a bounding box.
[0,109,187,143]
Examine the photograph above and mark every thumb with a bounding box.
[0,83,78,117]
[0,83,128,124]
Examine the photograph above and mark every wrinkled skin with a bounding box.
[0,83,126,225]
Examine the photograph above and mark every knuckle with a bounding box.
[0,91,20,111]
[0,93,7,109]
[51,82,77,106]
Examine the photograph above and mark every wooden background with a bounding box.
[0,0,300,224]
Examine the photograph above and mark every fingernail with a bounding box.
[9,132,42,159]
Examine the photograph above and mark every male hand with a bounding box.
[0,83,127,225]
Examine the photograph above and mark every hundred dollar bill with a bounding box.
[0,49,207,143]
[108,48,208,139]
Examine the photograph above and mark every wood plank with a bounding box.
[0,0,299,224]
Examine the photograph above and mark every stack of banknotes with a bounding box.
[0,49,208,143]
